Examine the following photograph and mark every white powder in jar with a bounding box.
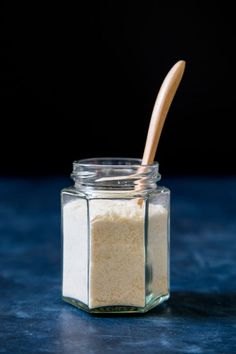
[62,199,168,309]
[62,198,88,304]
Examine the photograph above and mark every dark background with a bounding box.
[0,2,235,176]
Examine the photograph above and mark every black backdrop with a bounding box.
[0,2,235,176]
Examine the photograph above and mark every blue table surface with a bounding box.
[0,177,236,354]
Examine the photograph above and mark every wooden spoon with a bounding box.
[136,60,185,206]
[141,60,186,166]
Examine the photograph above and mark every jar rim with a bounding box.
[74,157,159,169]
[71,158,160,194]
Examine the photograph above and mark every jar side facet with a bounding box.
[145,186,170,311]
[61,188,89,308]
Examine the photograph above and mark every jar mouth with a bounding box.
[72,158,160,192]
[76,158,159,169]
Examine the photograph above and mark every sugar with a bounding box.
[89,199,146,308]
[62,199,88,304]
[62,199,168,308]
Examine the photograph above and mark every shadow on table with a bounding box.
[56,293,235,352]
[148,292,236,319]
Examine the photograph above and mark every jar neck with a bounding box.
[71,158,161,196]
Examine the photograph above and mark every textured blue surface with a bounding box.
[0,177,236,353]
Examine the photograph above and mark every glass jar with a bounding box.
[61,158,170,314]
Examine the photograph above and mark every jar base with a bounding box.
[62,293,170,314]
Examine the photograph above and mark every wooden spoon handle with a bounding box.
[142,60,186,165]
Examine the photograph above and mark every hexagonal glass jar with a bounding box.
[61,158,170,314]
